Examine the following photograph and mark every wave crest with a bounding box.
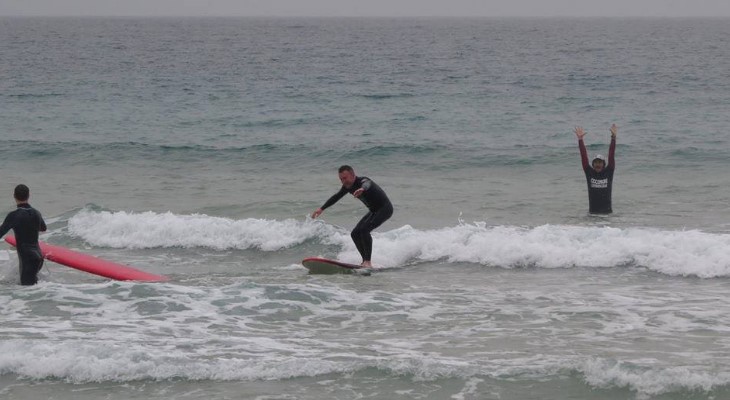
[67,209,336,251]
[67,210,730,278]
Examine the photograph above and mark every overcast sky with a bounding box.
[2,0,730,17]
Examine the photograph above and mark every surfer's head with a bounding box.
[14,184,30,203]
[592,155,606,172]
[338,165,356,188]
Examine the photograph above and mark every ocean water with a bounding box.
[1,16,730,399]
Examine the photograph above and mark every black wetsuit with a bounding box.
[321,176,393,262]
[0,203,47,285]
[579,137,616,214]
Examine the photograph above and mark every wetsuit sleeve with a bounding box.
[38,211,47,232]
[608,136,616,170]
[360,178,372,191]
[320,187,348,210]
[0,212,14,238]
[578,139,590,171]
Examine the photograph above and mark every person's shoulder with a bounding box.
[23,204,41,213]
[360,176,376,185]
[3,208,19,222]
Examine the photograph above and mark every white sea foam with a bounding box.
[0,339,358,382]
[579,358,730,396]
[67,210,730,277]
[373,223,730,277]
[1,279,728,397]
[1,337,728,398]
[67,209,337,251]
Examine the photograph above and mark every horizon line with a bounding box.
[2,14,730,18]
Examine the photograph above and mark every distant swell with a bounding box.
[4,92,65,98]
[0,139,595,169]
[67,210,730,278]
[356,93,415,100]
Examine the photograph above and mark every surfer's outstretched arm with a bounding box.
[575,126,590,171]
[608,124,617,169]
[311,187,348,218]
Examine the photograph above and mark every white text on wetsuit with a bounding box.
[590,178,608,189]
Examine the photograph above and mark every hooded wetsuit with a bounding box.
[320,176,393,262]
[579,137,616,214]
[0,204,47,285]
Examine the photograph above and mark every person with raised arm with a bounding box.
[575,124,617,214]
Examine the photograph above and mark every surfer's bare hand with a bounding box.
[574,126,586,140]
[610,124,618,138]
[311,208,323,218]
[353,188,365,198]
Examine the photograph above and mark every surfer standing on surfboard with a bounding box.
[311,165,393,268]
[0,184,47,285]
[575,124,617,214]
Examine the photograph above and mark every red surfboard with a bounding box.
[302,257,368,274]
[5,236,167,282]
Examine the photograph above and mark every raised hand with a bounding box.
[610,124,618,138]
[574,126,587,140]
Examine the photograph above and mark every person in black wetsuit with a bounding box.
[311,165,393,268]
[575,124,617,214]
[0,184,47,285]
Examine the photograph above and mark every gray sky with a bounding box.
[2,0,730,17]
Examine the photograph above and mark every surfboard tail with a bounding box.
[302,257,364,274]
